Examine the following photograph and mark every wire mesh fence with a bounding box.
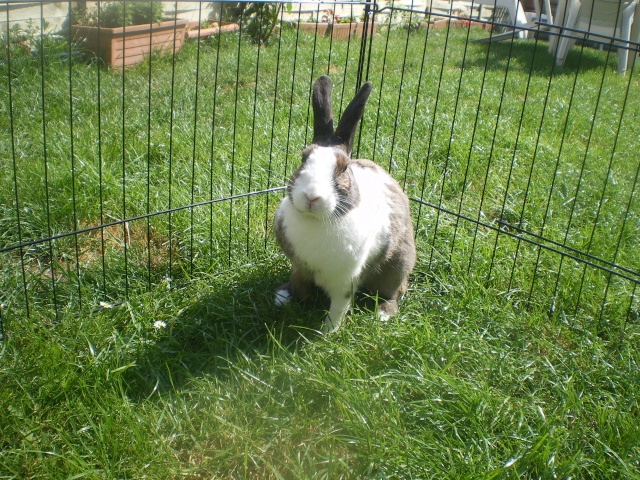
[1,0,639,338]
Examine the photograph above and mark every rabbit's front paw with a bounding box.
[321,315,340,334]
[274,287,291,306]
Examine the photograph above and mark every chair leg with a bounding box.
[549,0,568,55]
[629,4,640,71]
[513,0,529,38]
[555,0,582,67]
[543,0,554,25]
[500,0,529,38]
[618,0,639,73]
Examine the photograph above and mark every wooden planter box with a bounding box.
[185,21,239,39]
[72,20,188,67]
[298,21,377,40]
[428,19,487,30]
[298,21,329,37]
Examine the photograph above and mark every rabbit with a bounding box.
[274,75,416,333]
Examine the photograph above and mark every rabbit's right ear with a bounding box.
[334,81,371,155]
[312,76,334,144]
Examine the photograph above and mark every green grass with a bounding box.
[1,18,639,478]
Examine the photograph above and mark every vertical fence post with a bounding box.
[355,0,376,157]
[356,0,375,89]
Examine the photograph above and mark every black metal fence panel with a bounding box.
[1,0,638,335]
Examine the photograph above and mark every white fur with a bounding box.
[275,146,393,332]
[289,148,338,218]
[274,288,291,306]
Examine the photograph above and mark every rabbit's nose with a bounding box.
[304,193,321,209]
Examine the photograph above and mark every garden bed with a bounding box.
[298,20,377,39]
[72,20,188,66]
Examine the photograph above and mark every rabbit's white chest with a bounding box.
[290,210,369,261]
[277,171,390,283]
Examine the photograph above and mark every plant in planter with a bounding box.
[1,21,76,71]
[184,2,283,44]
[70,1,188,67]
[298,8,377,40]
[72,1,164,28]
[298,12,329,37]
[241,2,287,45]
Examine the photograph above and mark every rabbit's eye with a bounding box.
[333,150,350,174]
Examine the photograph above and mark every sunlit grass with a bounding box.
[1,17,639,478]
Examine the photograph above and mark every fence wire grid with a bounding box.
[1,0,639,338]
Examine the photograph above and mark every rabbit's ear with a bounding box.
[312,76,334,144]
[334,82,372,155]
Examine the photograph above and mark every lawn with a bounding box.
[1,14,639,478]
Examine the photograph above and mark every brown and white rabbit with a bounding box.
[274,76,416,333]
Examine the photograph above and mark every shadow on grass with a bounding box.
[464,38,614,76]
[122,261,327,400]
[119,257,441,401]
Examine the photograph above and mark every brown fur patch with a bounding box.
[274,214,295,260]
[286,167,301,203]
[359,178,416,307]
[289,263,318,302]
[333,150,360,217]
[352,159,382,173]
[301,145,317,163]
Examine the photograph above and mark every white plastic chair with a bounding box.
[473,0,531,37]
[549,0,640,73]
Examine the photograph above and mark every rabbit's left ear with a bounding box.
[312,76,334,144]
[334,82,372,155]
